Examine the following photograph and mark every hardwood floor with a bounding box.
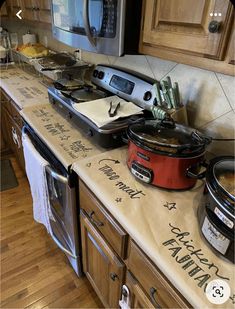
[0,157,103,309]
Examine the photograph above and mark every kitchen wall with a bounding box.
[2,19,235,156]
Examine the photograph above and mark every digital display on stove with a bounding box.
[109,75,135,95]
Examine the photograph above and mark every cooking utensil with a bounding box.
[54,75,85,91]
[173,82,180,107]
[108,101,121,117]
[160,80,172,109]
[169,88,177,109]
[153,82,162,106]
[126,119,211,189]
[38,52,77,70]
[69,85,107,103]
[198,156,234,263]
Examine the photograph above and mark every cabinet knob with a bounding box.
[150,287,161,309]
[208,20,221,33]
[110,273,118,281]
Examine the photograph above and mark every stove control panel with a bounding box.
[91,64,156,111]
[131,161,153,183]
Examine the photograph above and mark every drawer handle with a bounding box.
[88,211,104,227]
[150,287,161,308]
[110,272,118,281]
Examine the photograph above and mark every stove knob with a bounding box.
[143,91,152,101]
[93,70,98,78]
[98,71,105,79]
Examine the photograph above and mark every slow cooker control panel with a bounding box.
[131,161,153,183]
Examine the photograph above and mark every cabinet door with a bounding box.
[8,0,23,17]
[22,0,37,21]
[141,0,233,60]
[125,271,155,309]
[225,19,235,65]
[81,211,125,308]
[0,2,8,16]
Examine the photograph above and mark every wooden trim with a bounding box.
[139,42,234,75]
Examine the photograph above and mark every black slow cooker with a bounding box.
[198,156,235,263]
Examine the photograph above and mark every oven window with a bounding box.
[46,174,67,222]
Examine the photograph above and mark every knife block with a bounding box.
[170,105,188,125]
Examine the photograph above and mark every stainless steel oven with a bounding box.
[51,0,142,56]
[23,123,82,277]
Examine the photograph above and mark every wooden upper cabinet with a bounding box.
[141,0,234,60]
[7,0,22,17]
[22,0,51,23]
[226,19,235,65]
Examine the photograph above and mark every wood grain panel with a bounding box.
[79,180,128,259]
[141,0,233,59]
[127,240,191,308]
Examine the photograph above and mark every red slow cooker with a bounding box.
[126,119,211,190]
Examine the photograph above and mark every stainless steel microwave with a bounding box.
[51,0,142,56]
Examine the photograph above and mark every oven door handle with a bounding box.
[50,230,78,259]
[83,0,97,47]
[45,165,68,184]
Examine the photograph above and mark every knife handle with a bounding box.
[153,82,162,106]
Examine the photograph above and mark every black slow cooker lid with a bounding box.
[128,119,211,154]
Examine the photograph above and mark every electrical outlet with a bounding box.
[74,49,82,61]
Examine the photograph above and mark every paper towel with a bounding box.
[22,33,36,45]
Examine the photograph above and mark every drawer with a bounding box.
[127,241,191,308]
[79,180,128,259]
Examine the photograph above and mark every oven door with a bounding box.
[22,124,82,276]
[46,165,78,259]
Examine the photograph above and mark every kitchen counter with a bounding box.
[20,104,106,169]
[0,66,49,108]
[2,65,235,308]
[73,148,235,309]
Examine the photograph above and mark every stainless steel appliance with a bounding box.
[51,0,142,56]
[48,64,156,148]
[23,124,82,276]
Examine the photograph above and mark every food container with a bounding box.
[126,119,211,190]
[198,156,234,263]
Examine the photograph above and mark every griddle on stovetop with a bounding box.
[47,86,146,148]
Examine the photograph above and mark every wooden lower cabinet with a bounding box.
[79,181,192,308]
[1,88,25,170]
[125,271,155,309]
[80,211,125,308]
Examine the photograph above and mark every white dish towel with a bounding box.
[22,133,53,234]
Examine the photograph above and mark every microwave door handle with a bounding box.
[83,0,97,47]
[45,165,68,185]
[50,229,78,258]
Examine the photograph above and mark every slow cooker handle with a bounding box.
[186,161,208,179]
[121,132,129,144]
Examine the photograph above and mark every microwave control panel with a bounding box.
[100,0,117,38]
